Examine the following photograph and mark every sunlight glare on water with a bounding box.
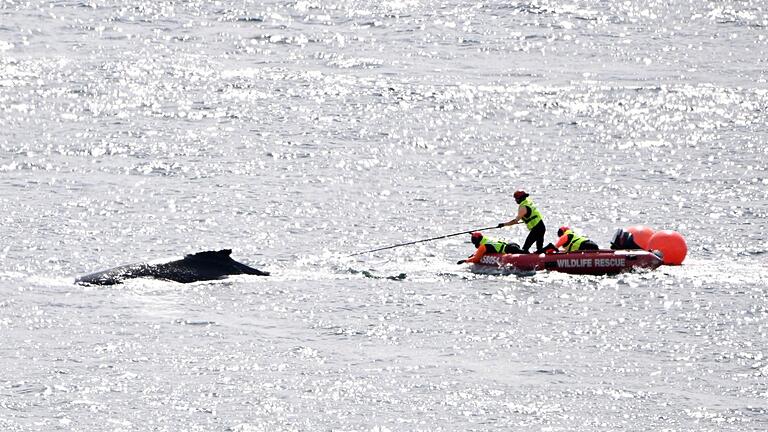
[1,0,767,430]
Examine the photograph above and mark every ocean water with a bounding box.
[1,0,767,430]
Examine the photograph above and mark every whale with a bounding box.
[76,249,269,285]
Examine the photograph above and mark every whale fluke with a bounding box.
[76,249,269,285]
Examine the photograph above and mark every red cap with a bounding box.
[513,190,526,200]
[557,226,571,237]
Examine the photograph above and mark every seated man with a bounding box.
[554,226,599,252]
[457,232,524,264]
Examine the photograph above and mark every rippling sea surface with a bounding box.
[2,0,767,430]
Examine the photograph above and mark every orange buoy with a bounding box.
[626,225,655,250]
[647,230,687,265]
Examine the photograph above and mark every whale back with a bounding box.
[75,263,156,285]
[76,249,268,285]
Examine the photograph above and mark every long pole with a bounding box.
[349,225,502,257]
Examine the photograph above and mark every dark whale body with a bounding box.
[76,249,269,285]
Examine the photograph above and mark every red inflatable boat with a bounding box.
[470,249,663,276]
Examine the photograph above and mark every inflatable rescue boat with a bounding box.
[470,249,663,276]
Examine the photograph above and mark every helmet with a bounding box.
[557,226,571,237]
[470,231,483,247]
[513,190,528,203]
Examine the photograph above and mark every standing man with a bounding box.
[497,190,546,253]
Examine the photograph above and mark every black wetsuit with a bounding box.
[578,240,600,251]
[502,242,525,254]
[523,221,546,252]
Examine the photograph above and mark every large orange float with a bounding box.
[647,230,688,265]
